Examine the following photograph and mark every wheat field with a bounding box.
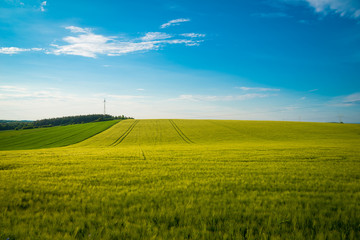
[1,119,359,239]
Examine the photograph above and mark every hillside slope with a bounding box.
[76,119,360,147]
[0,120,119,150]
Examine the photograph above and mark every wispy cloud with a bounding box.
[0,85,75,100]
[175,93,275,102]
[1,21,204,58]
[0,47,43,54]
[309,89,318,92]
[0,86,27,93]
[330,92,360,107]
[339,92,360,106]
[180,33,206,38]
[283,106,300,111]
[0,86,147,107]
[65,26,91,33]
[40,1,47,12]
[305,0,360,18]
[107,95,146,100]
[160,18,190,28]
[49,26,203,58]
[282,0,360,18]
[252,12,291,18]
[0,87,130,120]
[236,86,281,92]
[141,32,172,41]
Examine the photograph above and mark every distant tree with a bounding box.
[0,114,133,131]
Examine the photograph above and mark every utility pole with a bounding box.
[338,114,343,123]
[104,99,106,115]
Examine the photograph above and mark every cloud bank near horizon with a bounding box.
[1,85,358,122]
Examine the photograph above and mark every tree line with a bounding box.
[0,114,133,131]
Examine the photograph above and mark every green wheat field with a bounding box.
[0,119,359,239]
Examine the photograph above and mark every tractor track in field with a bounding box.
[169,120,194,144]
[111,120,139,146]
[139,146,147,160]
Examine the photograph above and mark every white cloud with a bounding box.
[65,26,91,33]
[283,0,360,18]
[0,88,104,120]
[0,47,30,54]
[40,1,46,12]
[1,84,358,122]
[330,92,360,107]
[141,32,172,41]
[160,18,190,28]
[342,92,360,105]
[166,39,203,46]
[0,47,43,54]
[0,86,27,93]
[176,93,274,102]
[305,0,360,18]
[51,34,153,58]
[236,86,281,92]
[283,106,299,111]
[252,12,291,18]
[50,26,203,58]
[107,95,145,100]
[180,33,206,38]
[309,89,318,92]
[0,23,204,58]
[0,86,76,101]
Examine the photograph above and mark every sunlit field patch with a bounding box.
[0,119,359,239]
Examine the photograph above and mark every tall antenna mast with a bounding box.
[338,114,343,123]
[104,98,106,115]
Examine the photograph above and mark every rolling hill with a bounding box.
[75,119,360,146]
[0,120,119,150]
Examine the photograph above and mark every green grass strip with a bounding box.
[0,120,120,150]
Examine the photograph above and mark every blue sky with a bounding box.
[0,0,359,122]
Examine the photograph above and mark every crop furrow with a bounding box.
[140,146,147,160]
[111,120,139,146]
[169,120,193,144]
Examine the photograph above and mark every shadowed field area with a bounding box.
[0,119,359,239]
[0,120,119,150]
